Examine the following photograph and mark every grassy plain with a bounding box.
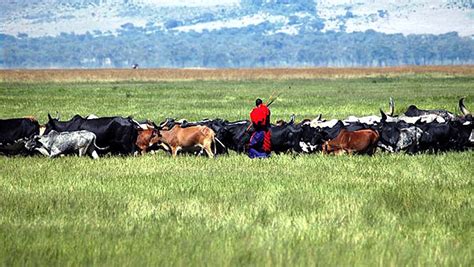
[0,69,473,265]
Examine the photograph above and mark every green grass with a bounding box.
[0,76,473,266]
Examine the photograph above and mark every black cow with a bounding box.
[297,122,325,153]
[0,117,40,155]
[413,122,454,153]
[449,120,474,151]
[210,117,304,154]
[44,114,139,155]
[270,121,303,154]
[377,119,422,153]
[216,120,251,153]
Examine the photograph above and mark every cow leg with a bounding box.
[84,143,99,159]
[90,150,99,159]
[35,147,50,157]
[78,147,85,157]
[49,148,61,158]
[367,145,377,156]
[171,146,179,157]
[203,144,214,158]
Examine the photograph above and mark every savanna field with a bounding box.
[0,68,473,265]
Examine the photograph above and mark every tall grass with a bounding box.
[0,75,473,265]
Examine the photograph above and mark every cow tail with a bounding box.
[93,136,109,151]
[212,132,217,156]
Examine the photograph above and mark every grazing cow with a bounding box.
[270,119,303,154]
[297,122,325,153]
[25,130,107,159]
[157,125,216,158]
[448,120,474,150]
[297,119,373,153]
[214,120,251,153]
[44,114,139,155]
[135,124,160,155]
[0,117,40,155]
[322,129,379,155]
[158,118,228,154]
[377,119,421,153]
[412,122,455,153]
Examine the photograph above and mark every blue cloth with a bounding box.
[248,131,270,158]
[248,148,270,159]
[249,130,265,150]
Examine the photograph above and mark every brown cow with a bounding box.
[136,125,160,155]
[157,125,216,158]
[322,128,379,155]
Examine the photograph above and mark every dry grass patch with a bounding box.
[1,66,473,82]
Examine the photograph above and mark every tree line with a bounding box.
[1,25,473,68]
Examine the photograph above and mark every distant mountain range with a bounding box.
[1,0,473,68]
[2,0,473,37]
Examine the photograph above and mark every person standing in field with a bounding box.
[248,98,272,158]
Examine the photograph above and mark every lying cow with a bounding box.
[25,130,107,159]
[157,125,216,158]
[322,129,379,155]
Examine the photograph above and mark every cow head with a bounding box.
[378,121,401,152]
[148,128,161,147]
[24,136,41,151]
[298,124,324,153]
[137,125,162,151]
[321,140,330,154]
[44,113,59,134]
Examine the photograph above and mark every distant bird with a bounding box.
[132,64,139,69]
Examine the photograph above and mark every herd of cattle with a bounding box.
[0,98,472,159]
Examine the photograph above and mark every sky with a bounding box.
[128,0,240,6]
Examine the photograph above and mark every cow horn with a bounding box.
[152,121,160,129]
[380,108,387,122]
[289,114,295,124]
[389,97,395,116]
[159,118,169,128]
[47,113,53,121]
[459,97,471,115]
[316,114,322,121]
[55,111,60,120]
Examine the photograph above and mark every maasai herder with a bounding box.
[248,98,272,158]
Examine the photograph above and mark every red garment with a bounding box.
[263,130,272,152]
[250,104,270,127]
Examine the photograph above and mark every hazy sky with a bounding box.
[136,0,240,6]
